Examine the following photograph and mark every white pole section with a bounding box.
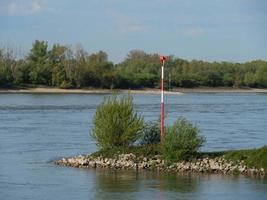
[160,56,166,142]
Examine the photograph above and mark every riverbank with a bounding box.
[174,87,267,93]
[0,87,183,95]
[1,87,267,94]
[55,146,267,176]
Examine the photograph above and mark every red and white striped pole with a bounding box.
[160,55,166,142]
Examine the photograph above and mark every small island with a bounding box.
[55,145,267,176]
[55,94,266,177]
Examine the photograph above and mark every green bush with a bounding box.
[140,121,160,145]
[162,118,205,161]
[91,94,144,149]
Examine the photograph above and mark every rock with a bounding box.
[155,159,161,164]
[76,158,87,166]
[89,161,96,168]
[143,157,148,162]
[152,155,161,160]
[238,166,246,173]
[203,158,209,164]
[182,163,190,171]
[199,167,204,172]
[139,162,147,169]
[248,168,256,175]
[209,160,220,170]
[54,153,265,176]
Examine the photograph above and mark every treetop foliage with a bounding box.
[1,40,267,88]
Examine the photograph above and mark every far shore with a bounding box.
[0,87,267,94]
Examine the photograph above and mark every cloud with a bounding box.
[109,11,150,34]
[176,13,258,27]
[0,0,45,15]
[178,27,204,37]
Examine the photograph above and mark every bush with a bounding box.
[140,121,160,145]
[91,94,144,149]
[162,118,205,161]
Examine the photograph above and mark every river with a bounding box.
[0,93,266,199]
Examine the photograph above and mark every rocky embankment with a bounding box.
[55,153,265,176]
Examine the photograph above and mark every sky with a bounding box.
[0,0,267,63]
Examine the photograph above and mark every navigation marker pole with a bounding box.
[160,55,166,142]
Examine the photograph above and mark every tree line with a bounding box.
[1,40,267,89]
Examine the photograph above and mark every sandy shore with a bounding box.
[0,88,183,95]
[174,87,267,93]
[0,87,267,94]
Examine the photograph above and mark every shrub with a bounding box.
[140,121,160,145]
[91,94,144,149]
[162,118,205,161]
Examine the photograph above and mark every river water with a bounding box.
[0,93,266,199]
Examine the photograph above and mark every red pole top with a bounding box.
[160,55,166,64]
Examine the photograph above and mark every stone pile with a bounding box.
[55,154,265,176]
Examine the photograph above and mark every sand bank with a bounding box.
[0,87,267,94]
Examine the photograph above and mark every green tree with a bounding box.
[1,42,267,89]
[0,63,13,86]
[86,51,113,87]
[255,64,267,87]
[49,44,73,88]
[0,48,14,86]
[244,72,256,87]
[27,40,51,85]
[12,60,29,85]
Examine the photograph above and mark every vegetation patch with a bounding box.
[90,94,144,149]
[90,144,161,159]
[139,121,160,146]
[223,146,267,171]
[162,118,205,162]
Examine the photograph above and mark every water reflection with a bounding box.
[142,172,198,193]
[90,169,267,200]
[92,169,199,199]
[94,169,140,193]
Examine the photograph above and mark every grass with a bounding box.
[90,145,267,171]
[197,146,267,171]
[223,146,267,171]
[90,144,161,158]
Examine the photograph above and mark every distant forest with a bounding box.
[1,40,267,89]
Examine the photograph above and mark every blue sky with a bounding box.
[0,0,267,63]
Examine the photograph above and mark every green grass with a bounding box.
[198,146,267,171]
[90,144,161,158]
[223,146,267,170]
